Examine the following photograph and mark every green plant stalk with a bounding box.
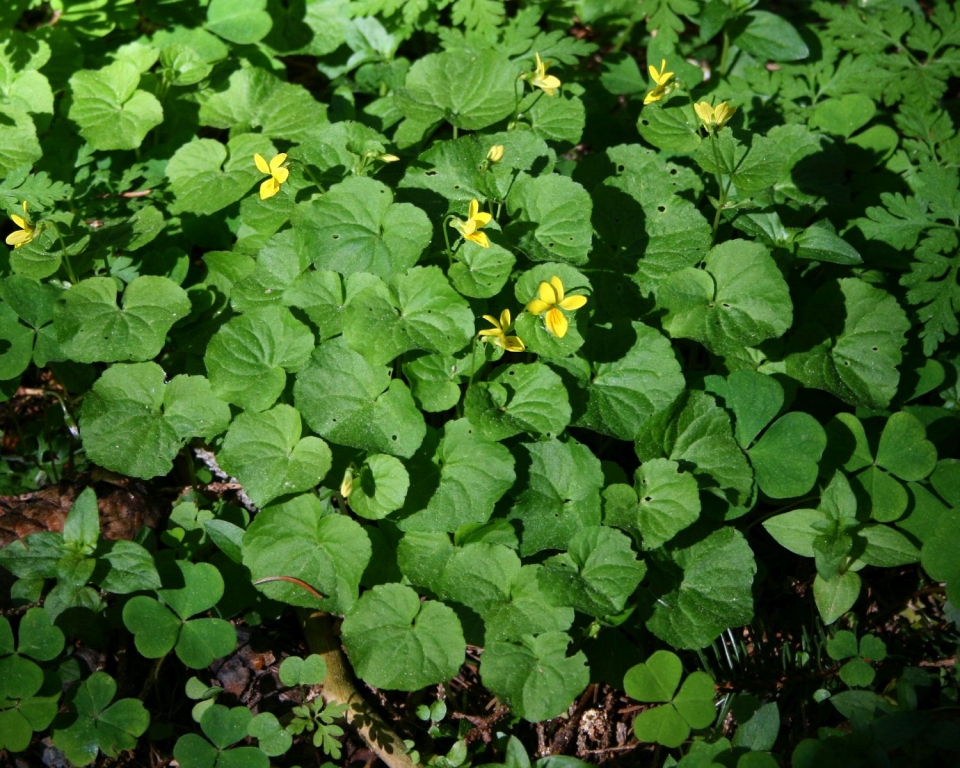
[442,214,456,270]
[299,609,424,768]
[45,221,78,285]
[708,131,732,245]
[719,30,731,75]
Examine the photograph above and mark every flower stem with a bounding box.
[441,214,457,269]
[47,221,78,284]
[719,30,731,75]
[708,132,731,246]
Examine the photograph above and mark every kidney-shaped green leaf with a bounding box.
[218,405,332,508]
[294,337,426,457]
[55,276,190,363]
[341,583,465,690]
[295,176,431,279]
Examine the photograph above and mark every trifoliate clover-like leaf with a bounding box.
[748,412,827,499]
[51,672,149,767]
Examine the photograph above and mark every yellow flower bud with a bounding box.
[340,468,354,499]
[378,153,400,163]
[486,145,505,163]
[694,101,737,131]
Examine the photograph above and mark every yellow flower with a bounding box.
[479,309,525,352]
[529,52,561,97]
[450,199,493,248]
[254,152,289,200]
[486,144,505,163]
[378,153,400,163]
[526,275,587,339]
[643,59,675,105]
[694,101,737,131]
[6,201,35,249]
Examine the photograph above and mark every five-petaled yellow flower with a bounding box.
[526,276,587,339]
[6,201,35,249]
[643,59,675,105]
[450,199,493,248]
[479,309,525,352]
[694,101,737,132]
[254,152,289,200]
[529,53,561,97]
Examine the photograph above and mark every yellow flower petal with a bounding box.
[21,201,28,216]
[500,309,511,329]
[545,307,568,338]
[273,165,290,184]
[714,102,736,129]
[260,177,279,200]
[269,153,288,172]
[482,314,501,328]
[6,230,31,246]
[466,230,489,248]
[538,280,558,306]
[254,153,271,174]
[473,211,493,227]
[648,63,662,81]
[461,217,478,236]
[694,101,714,125]
[549,275,565,303]
[526,298,550,315]
[468,199,479,219]
[559,294,587,311]
[11,214,26,229]
[644,85,667,105]
[478,328,501,338]
[503,335,525,352]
